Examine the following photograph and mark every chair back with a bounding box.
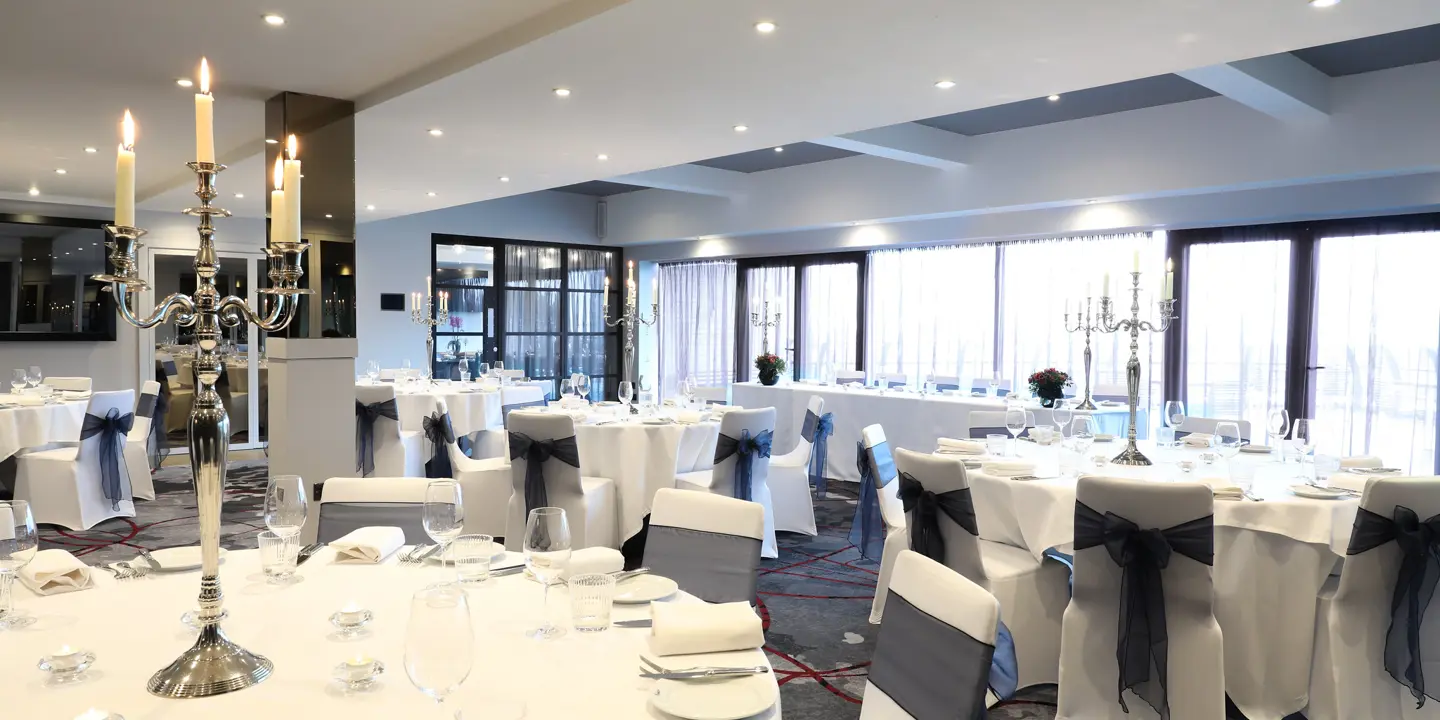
[500,369,525,379]
[835,370,866,385]
[970,378,1013,394]
[645,488,763,604]
[502,399,548,429]
[793,394,825,459]
[378,369,398,381]
[881,373,908,389]
[317,477,431,543]
[355,384,404,438]
[710,408,777,499]
[507,411,585,512]
[46,377,92,392]
[229,364,250,394]
[967,409,1032,439]
[129,380,161,442]
[1177,417,1252,441]
[78,390,137,464]
[928,375,961,392]
[892,448,986,586]
[693,386,728,405]
[861,424,905,532]
[1093,383,1127,403]
[862,550,999,720]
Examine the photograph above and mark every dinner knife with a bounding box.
[296,543,325,566]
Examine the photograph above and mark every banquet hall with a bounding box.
[4,2,1440,719]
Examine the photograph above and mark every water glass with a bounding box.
[1230,458,1257,493]
[366,360,380,383]
[26,366,41,389]
[0,500,38,629]
[1163,400,1186,430]
[1291,419,1316,478]
[458,366,471,383]
[404,583,473,716]
[258,531,298,584]
[1267,408,1291,461]
[477,362,491,378]
[618,381,635,411]
[986,433,1008,457]
[453,534,494,585]
[263,474,307,539]
[1070,416,1096,457]
[9,370,24,394]
[423,481,465,565]
[1156,425,1176,448]
[569,573,616,632]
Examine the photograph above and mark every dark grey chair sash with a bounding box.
[508,433,581,516]
[643,524,761,604]
[932,382,960,392]
[317,502,429,544]
[81,409,134,510]
[871,590,993,720]
[423,411,456,479]
[162,359,178,376]
[968,426,1031,440]
[135,392,158,420]
[502,399,548,429]
[897,472,978,563]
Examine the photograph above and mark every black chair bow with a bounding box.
[800,410,834,496]
[897,471,978,563]
[81,408,135,510]
[1073,501,1213,719]
[1347,504,1440,708]
[508,433,580,516]
[713,429,773,502]
[354,398,399,476]
[849,441,892,562]
[423,411,456,479]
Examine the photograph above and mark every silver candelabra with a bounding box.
[94,162,309,697]
[1064,296,1102,410]
[1098,271,1177,466]
[750,300,783,356]
[411,295,449,375]
[604,281,657,388]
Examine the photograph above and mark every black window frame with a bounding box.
[734,251,867,382]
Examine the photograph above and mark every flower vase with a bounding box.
[759,368,779,386]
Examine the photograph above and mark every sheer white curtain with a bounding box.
[799,262,859,380]
[1184,237,1290,434]
[658,260,735,398]
[998,233,1163,413]
[1313,231,1440,473]
[742,266,795,380]
[866,244,997,387]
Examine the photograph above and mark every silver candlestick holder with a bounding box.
[1064,296,1102,410]
[411,295,449,376]
[1099,271,1177,466]
[604,282,657,388]
[750,300,782,356]
[93,161,310,698]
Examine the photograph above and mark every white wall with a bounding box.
[354,190,599,371]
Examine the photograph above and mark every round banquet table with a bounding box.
[0,395,88,462]
[6,548,780,720]
[374,381,547,437]
[966,440,1360,719]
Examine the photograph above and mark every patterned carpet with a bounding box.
[36,462,1058,719]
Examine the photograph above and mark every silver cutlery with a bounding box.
[415,543,446,563]
[98,564,123,580]
[1242,491,1265,502]
[116,561,148,581]
[398,545,428,565]
[138,548,165,572]
[296,543,324,566]
[1313,484,1362,497]
[615,619,652,628]
[611,567,650,583]
[490,565,527,577]
[639,656,769,680]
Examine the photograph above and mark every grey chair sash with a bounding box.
[81,408,134,510]
[502,399,548,429]
[933,382,960,392]
[870,590,993,720]
[968,426,1031,440]
[162,359,178,376]
[317,502,429,544]
[508,433,581,516]
[643,523,761,604]
[423,411,455,479]
[135,392,158,419]
[354,398,400,477]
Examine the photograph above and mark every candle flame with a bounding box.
[286,133,298,160]
[273,156,284,191]
[120,110,135,150]
[199,57,211,94]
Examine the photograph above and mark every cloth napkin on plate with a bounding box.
[1211,485,1247,501]
[18,549,93,595]
[328,526,406,564]
[1341,456,1383,469]
[561,547,623,580]
[4,394,44,407]
[675,410,704,424]
[1095,433,1115,442]
[1182,433,1214,448]
[936,438,985,455]
[981,459,1038,478]
[649,601,765,657]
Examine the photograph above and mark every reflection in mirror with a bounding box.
[0,221,113,337]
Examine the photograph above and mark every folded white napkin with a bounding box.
[19,549,93,595]
[1182,433,1213,448]
[3,394,44,406]
[675,410,704,424]
[1341,456,1383,469]
[561,547,624,580]
[1211,485,1246,500]
[936,438,985,455]
[1095,433,1116,442]
[328,526,406,564]
[1030,427,1058,446]
[649,601,765,657]
[981,459,1038,478]
[710,404,743,414]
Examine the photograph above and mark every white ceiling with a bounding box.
[5,0,1440,224]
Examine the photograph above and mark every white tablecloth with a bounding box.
[731,382,1129,484]
[7,548,778,720]
[373,383,547,437]
[968,440,1359,719]
[0,396,87,461]
[574,414,721,541]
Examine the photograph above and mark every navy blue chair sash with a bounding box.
[423,411,456,479]
[849,440,895,561]
[508,433,580,516]
[800,410,834,496]
[1347,504,1440,708]
[896,472,978,563]
[354,399,400,477]
[714,429,773,501]
[81,408,135,510]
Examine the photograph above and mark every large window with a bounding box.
[799,261,860,381]
[0,216,116,340]
[867,244,997,386]
[657,260,736,397]
[740,265,796,380]
[736,254,865,382]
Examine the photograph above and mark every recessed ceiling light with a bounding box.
[427,191,437,197]
[325,214,333,218]
[934,80,956,89]
[365,204,375,211]
[1309,0,1340,6]
[499,176,511,182]
[83,147,97,154]
[263,13,285,25]
[733,125,749,133]
[773,147,784,153]
[28,187,39,196]
[553,87,571,97]
[64,252,69,256]
[427,128,443,137]
[176,78,193,88]
[265,138,278,144]
[597,154,609,161]
[1047,94,1061,102]
[234,193,244,198]
[755,21,777,33]
[54,168,66,175]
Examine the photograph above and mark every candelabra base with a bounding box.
[1075,398,1097,411]
[1111,443,1153,467]
[147,624,273,698]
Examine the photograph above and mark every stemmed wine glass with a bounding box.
[26,366,41,390]
[558,378,574,402]
[366,360,380,384]
[575,374,591,404]
[1292,419,1316,481]
[0,500,39,630]
[1052,399,1073,439]
[1215,422,1244,482]
[263,474,307,576]
[523,507,572,640]
[987,373,1001,398]
[1070,416,1096,458]
[477,362,490,379]
[618,380,635,414]
[638,376,654,415]
[404,583,474,719]
[1163,400,1186,432]
[1004,407,1027,457]
[423,481,465,566]
[10,370,25,395]
[1267,408,1291,463]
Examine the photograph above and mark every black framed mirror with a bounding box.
[0,213,117,341]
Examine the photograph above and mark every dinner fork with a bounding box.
[639,656,769,680]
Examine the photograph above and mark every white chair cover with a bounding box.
[769,394,822,536]
[674,407,779,558]
[503,411,617,550]
[835,370,867,385]
[1057,476,1223,720]
[693,386,729,405]
[644,488,763,604]
[434,398,510,537]
[317,477,431,543]
[864,424,910,625]
[880,374,908,389]
[355,384,424,477]
[123,380,160,501]
[15,390,137,530]
[927,375,962,392]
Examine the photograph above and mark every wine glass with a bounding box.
[1292,419,1316,481]
[423,481,465,566]
[25,366,41,389]
[477,362,490,380]
[638,376,654,415]
[618,380,634,413]
[558,378,574,403]
[263,475,307,540]
[1215,422,1243,481]
[1071,416,1096,458]
[1267,408,1291,463]
[404,583,474,719]
[0,500,39,630]
[988,372,1001,398]
[523,507,572,640]
[1004,408,1027,457]
[366,360,380,384]
[1052,400,1073,438]
[1163,400,1186,431]
[10,370,25,394]
[575,374,591,403]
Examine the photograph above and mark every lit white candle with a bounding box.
[270,156,287,245]
[283,134,302,244]
[1165,258,1175,300]
[49,644,83,671]
[195,58,215,163]
[425,276,431,298]
[114,111,136,227]
[652,274,658,304]
[336,602,365,624]
[1103,272,1110,298]
[74,709,110,720]
[1132,249,1140,273]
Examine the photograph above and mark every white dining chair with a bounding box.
[864,424,911,625]
[1092,383,1128,403]
[14,390,137,530]
[835,370,867,385]
[45,377,92,393]
[674,407,779,558]
[967,410,1034,439]
[880,373,908,389]
[433,398,511,537]
[1306,475,1440,720]
[767,394,823,536]
[503,411,617,550]
[861,550,1001,720]
[354,384,425,477]
[123,380,161,501]
[692,385,729,405]
[316,477,431,544]
[927,374,963,392]
[1057,476,1223,720]
[1177,417,1252,441]
[969,378,1013,394]
[892,448,1069,689]
[644,488,764,604]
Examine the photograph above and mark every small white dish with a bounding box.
[651,670,777,720]
[141,546,228,571]
[1288,484,1352,500]
[614,574,680,604]
[642,418,672,426]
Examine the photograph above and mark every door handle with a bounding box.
[1305,366,1326,371]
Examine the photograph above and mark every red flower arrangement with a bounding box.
[754,353,786,386]
[1027,367,1072,401]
